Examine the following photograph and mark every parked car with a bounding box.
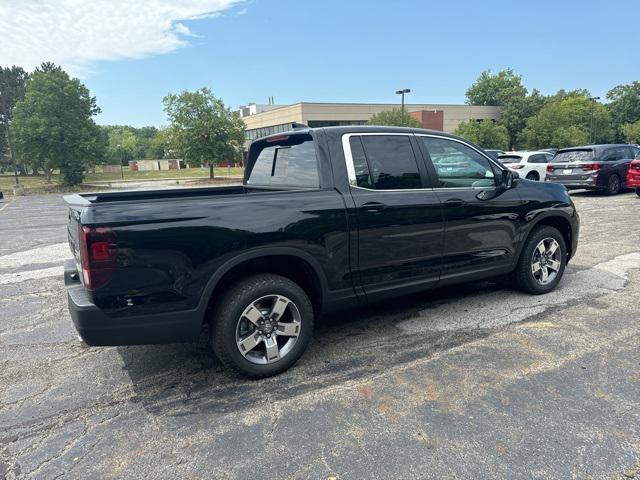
[484,149,505,159]
[64,126,580,378]
[630,144,640,158]
[540,148,558,155]
[626,152,640,196]
[497,151,555,181]
[545,144,636,195]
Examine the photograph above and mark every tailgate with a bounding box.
[67,207,82,267]
[63,193,92,270]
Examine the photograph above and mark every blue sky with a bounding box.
[4,0,639,127]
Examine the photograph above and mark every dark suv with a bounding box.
[545,144,636,194]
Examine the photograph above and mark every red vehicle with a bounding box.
[627,153,640,197]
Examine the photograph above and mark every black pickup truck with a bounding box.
[64,126,579,377]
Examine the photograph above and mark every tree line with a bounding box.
[367,69,640,152]
[454,69,640,151]
[0,63,245,185]
[3,63,639,186]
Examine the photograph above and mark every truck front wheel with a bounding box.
[211,274,314,378]
[513,225,567,295]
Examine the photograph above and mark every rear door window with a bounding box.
[247,134,319,187]
[601,147,628,162]
[355,135,422,190]
[349,136,374,189]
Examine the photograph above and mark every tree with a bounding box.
[454,119,509,150]
[11,63,106,185]
[368,108,422,128]
[163,88,245,178]
[102,125,138,165]
[135,126,160,159]
[148,128,172,159]
[519,91,613,149]
[465,69,546,149]
[465,68,527,106]
[621,121,640,144]
[0,65,28,182]
[606,81,640,139]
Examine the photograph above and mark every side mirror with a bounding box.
[476,169,518,201]
[502,169,518,189]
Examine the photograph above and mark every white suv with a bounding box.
[498,151,555,181]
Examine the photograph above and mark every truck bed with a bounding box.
[62,185,282,207]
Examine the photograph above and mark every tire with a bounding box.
[606,174,621,195]
[513,226,567,295]
[210,274,314,378]
[525,171,539,181]
[636,188,640,197]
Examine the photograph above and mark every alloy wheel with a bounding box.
[608,176,620,195]
[531,238,562,286]
[235,294,301,365]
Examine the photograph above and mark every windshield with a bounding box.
[498,155,522,164]
[247,134,319,188]
[553,149,593,163]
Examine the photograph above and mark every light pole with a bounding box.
[589,96,600,144]
[396,88,411,125]
[117,144,124,180]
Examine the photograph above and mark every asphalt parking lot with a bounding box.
[1,191,639,480]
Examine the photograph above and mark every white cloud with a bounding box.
[0,0,243,77]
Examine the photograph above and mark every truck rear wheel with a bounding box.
[513,226,567,295]
[211,274,314,378]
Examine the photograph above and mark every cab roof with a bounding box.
[259,125,462,142]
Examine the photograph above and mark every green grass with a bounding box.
[0,166,244,192]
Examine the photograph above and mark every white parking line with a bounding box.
[0,243,69,269]
[0,266,62,285]
[0,242,69,285]
[398,252,640,333]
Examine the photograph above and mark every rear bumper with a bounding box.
[545,176,601,190]
[65,259,202,345]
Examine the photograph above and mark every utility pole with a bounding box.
[396,89,411,125]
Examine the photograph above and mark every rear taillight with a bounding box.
[546,165,555,172]
[79,226,117,290]
[582,163,601,171]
